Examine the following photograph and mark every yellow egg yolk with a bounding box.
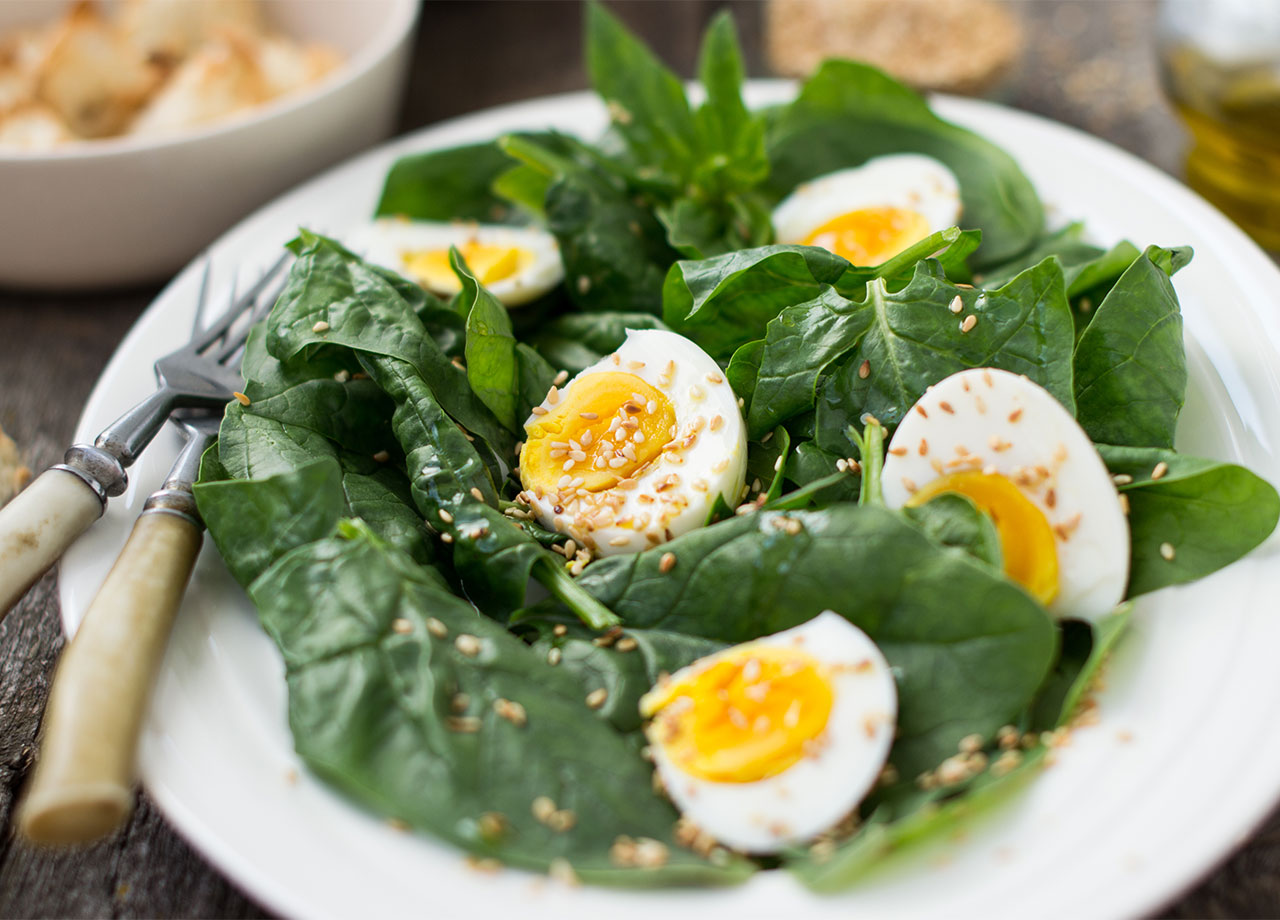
[801,207,932,266]
[400,240,533,293]
[641,646,834,783]
[908,470,1060,606]
[520,372,677,495]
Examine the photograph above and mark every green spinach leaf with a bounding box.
[1073,247,1191,448]
[1099,445,1280,596]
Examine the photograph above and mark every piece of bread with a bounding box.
[116,0,262,69]
[127,30,266,138]
[34,1,162,138]
[0,100,77,151]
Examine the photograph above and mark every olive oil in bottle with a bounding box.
[1158,1,1280,252]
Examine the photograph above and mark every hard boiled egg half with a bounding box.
[352,217,564,307]
[772,154,962,266]
[518,329,747,556]
[881,368,1130,621]
[640,612,897,853]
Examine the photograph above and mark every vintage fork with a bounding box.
[0,254,289,616]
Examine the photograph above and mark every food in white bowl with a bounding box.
[0,0,417,288]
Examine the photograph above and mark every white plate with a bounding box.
[61,84,1280,920]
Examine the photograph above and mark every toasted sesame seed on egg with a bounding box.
[518,330,747,556]
[882,367,1129,621]
[640,612,897,853]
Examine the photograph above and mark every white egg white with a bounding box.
[772,153,962,255]
[521,329,747,556]
[881,367,1130,620]
[348,217,564,307]
[643,612,897,854]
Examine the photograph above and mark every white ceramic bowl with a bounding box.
[0,0,418,289]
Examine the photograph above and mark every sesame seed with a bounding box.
[334,369,351,383]
[470,487,485,502]
[1119,493,1130,514]
[579,412,598,421]
[773,455,783,472]
[659,552,676,573]
[233,391,251,406]
[1112,473,1133,485]
[547,647,562,666]
[558,474,572,488]
[548,809,576,832]
[570,450,587,462]
[440,533,454,544]
[1008,408,1023,423]
[373,450,390,463]
[425,619,446,640]
[392,617,412,635]
[939,401,955,414]
[632,429,645,444]
[586,688,608,709]
[494,698,528,727]
[546,386,560,405]
[689,385,706,401]
[438,509,454,523]
[532,796,557,823]
[889,446,908,456]
[948,295,964,314]
[616,637,638,652]
[918,438,928,456]
[836,458,849,472]
[915,405,928,419]
[608,456,627,468]
[959,733,983,753]
[577,276,592,295]
[1160,541,1176,561]
[982,369,994,387]
[581,430,593,446]
[312,320,330,333]
[570,476,584,487]
[960,315,977,333]
[903,476,918,493]
[738,397,745,409]
[531,406,548,416]
[858,359,871,379]
[451,356,466,371]
[1046,488,1057,508]
[608,536,629,546]
[553,624,568,637]
[645,399,658,414]
[1151,461,1169,480]
[446,716,481,733]
[548,859,579,886]
[611,354,621,365]
[455,634,481,656]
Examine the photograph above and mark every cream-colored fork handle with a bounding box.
[0,469,103,616]
[18,510,202,845]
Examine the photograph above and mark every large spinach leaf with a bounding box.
[375,141,524,224]
[1099,445,1280,596]
[765,60,1043,267]
[531,311,670,376]
[569,505,1056,777]
[256,524,751,885]
[814,258,1074,452]
[1073,247,1191,448]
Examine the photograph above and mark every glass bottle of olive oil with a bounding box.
[1158,0,1280,252]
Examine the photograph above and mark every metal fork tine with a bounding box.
[186,252,290,355]
[212,275,288,365]
[188,256,213,338]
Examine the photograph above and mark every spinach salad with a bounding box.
[195,6,1280,891]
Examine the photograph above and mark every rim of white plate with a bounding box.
[60,82,1280,920]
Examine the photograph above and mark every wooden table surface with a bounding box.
[1,2,1277,917]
